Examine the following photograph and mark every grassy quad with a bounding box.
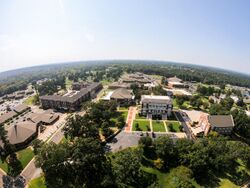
[152,121,166,132]
[167,121,182,132]
[132,120,151,131]
[0,147,34,173]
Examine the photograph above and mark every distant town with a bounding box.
[0,61,249,188]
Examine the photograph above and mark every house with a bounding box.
[40,82,102,111]
[208,115,235,135]
[7,122,38,149]
[13,104,31,114]
[140,95,172,119]
[0,111,18,125]
[110,88,134,106]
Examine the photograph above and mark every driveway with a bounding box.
[174,111,193,139]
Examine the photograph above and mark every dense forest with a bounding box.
[0,60,250,97]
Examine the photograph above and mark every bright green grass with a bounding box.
[24,95,37,105]
[0,147,34,173]
[132,120,150,131]
[29,176,47,188]
[121,111,128,120]
[0,160,8,173]
[18,147,34,168]
[65,77,73,90]
[167,121,181,132]
[219,179,238,188]
[152,121,166,132]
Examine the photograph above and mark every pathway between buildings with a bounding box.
[125,107,136,132]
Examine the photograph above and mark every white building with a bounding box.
[140,95,172,119]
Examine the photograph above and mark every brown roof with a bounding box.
[110,88,134,100]
[167,76,182,83]
[7,122,37,145]
[209,115,235,128]
[40,82,101,103]
[13,104,30,113]
[0,111,17,124]
[27,110,59,124]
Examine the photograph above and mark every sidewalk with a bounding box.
[125,107,136,132]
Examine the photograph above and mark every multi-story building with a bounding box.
[140,95,172,119]
[208,115,235,135]
[40,82,102,111]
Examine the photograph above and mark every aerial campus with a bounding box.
[0,62,249,188]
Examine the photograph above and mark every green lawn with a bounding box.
[219,179,238,188]
[152,121,166,132]
[65,77,73,90]
[167,121,182,132]
[24,95,38,105]
[0,147,34,173]
[29,176,46,188]
[132,120,150,131]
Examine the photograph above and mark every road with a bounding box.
[174,110,193,139]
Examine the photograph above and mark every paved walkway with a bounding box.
[125,107,136,132]
[163,121,169,133]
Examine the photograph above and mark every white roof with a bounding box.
[141,95,171,103]
[142,95,170,100]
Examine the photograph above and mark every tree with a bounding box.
[153,136,175,168]
[63,114,99,140]
[36,138,114,188]
[111,147,155,187]
[165,166,195,188]
[139,136,153,148]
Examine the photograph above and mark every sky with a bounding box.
[0,0,250,73]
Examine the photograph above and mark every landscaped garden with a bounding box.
[152,121,166,132]
[132,120,150,131]
[167,121,182,132]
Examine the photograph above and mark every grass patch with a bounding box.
[167,121,182,132]
[65,77,73,90]
[29,176,46,188]
[17,147,34,168]
[24,95,38,105]
[219,178,238,188]
[132,120,150,131]
[0,147,34,173]
[152,121,166,132]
